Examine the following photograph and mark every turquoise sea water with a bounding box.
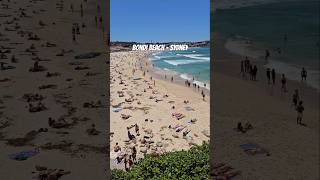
[151,48,210,88]
[214,0,320,89]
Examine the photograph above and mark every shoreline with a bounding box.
[214,33,319,108]
[223,36,320,90]
[147,51,211,96]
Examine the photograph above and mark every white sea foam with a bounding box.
[164,59,209,66]
[180,74,192,81]
[179,74,210,90]
[225,37,263,59]
[181,54,210,61]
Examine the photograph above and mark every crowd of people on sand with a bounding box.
[239,52,307,126]
[110,52,210,171]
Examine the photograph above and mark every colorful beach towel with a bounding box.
[112,107,122,112]
[9,148,40,161]
[240,143,269,155]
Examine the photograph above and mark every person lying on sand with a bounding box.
[48,117,70,129]
[237,122,253,133]
[127,130,135,141]
[29,61,46,72]
[46,72,61,77]
[0,53,8,59]
[29,101,47,112]
[121,114,131,120]
[24,93,45,102]
[83,101,103,108]
[114,142,121,152]
[44,42,56,47]
[35,168,71,180]
[86,124,100,135]
[172,112,185,120]
[183,129,191,137]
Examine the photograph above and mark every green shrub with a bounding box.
[111,143,209,180]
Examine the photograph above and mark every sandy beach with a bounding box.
[212,34,319,179]
[110,51,210,170]
[0,0,107,179]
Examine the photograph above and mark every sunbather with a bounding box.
[114,142,121,152]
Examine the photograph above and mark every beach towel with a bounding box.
[9,148,40,161]
[74,52,101,59]
[185,106,195,111]
[240,143,269,155]
[112,107,122,112]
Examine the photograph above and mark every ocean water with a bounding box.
[151,48,210,89]
[214,0,320,89]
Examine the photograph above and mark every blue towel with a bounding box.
[9,148,40,161]
[240,143,260,150]
[112,107,122,112]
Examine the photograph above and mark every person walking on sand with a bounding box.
[296,101,304,125]
[266,68,271,84]
[253,65,258,81]
[80,4,83,17]
[171,76,173,82]
[72,33,76,42]
[281,74,287,92]
[241,60,245,78]
[292,89,299,107]
[76,25,80,34]
[265,49,270,62]
[271,68,276,85]
[70,4,74,12]
[99,16,102,27]
[246,57,250,73]
[249,65,253,80]
[301,67,307,81]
